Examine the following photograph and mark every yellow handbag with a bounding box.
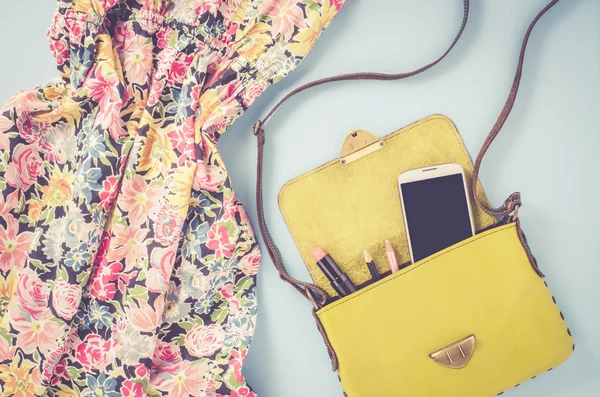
[251,1,573,396]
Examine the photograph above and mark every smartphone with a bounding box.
[398,163,475,263]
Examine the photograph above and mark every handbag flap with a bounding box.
[278,115,497,297]
[315,223,574,396]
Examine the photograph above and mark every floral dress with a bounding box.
[0,0,345,396]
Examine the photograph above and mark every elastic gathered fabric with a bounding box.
[0,0,345,396]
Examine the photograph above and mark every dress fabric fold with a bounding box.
[0,0,345,395]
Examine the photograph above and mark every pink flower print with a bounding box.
[220,283,234,299]
[231,386,256,397]
[125,295,165,332]
[3,89,42,113]
[41,343,66,383]
[239,245,261,276]
[237,203,255,239]
[16,111,47,144]
[0,190,18,218]
[75,333,114,372]
[221,0,243,22]
[151,341,183,373]
[136,8,162,34]
[205,377,217,397]
[193,161,225,192]
[0,335,16,361]
[168,116,195,156]
[332,0,345,11]
[156,27,174,49]
[95,97,126,140]
[108,224,149,271]
[64,9,84,43]
[147,245,176,293]
[125,295,164,332]
[155,47,177,79]
[113,19,135,45]
[147,79,165,107]
[185,324,224,358]
[168,60,187,86]
[153,204,182,247]
[117,269,138,289]
[86,66,126,139]
[221,24,239,45]
[241,80,268,107]
[87,66,120,106]
[168,54,194,86]
[52,280,82,321]
[93,260,123,284]
[122,379,144,397]
[49,359,69,386]
[0,116,12,150]
[229,299,241,314]
[206,224,235,259]
[202,123,222,142]
[0,214,34,272]
[191,85,201,103]
[151,360,208,397]
[12,308,63,354]
[15,270,50,319]
[259,0,305,41]
[49,39,68,66]
[221,283,241,314]
[221,195,237,221]
[134,363,150,378]
[5,143,44,191]
[102,0,122,12]
[119,175,162,226]
[198,0,220,15]
[92,231,112,267]
[123,35,153,85]
[228,349,248,383]
[99,175,119,211]
[203,92,236,136]
[89,237,124,300]
[90,277,117,301]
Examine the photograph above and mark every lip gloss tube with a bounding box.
[310,247,357,297]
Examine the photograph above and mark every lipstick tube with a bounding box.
[311,247,357,297]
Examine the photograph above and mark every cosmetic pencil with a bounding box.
[363,250,380,282]
[310,247,357,297]
[385,240,400,274]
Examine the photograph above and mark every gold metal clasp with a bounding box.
[339,130,385,165]
[430,335,476,369]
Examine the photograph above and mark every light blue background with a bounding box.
[1,1,599,396]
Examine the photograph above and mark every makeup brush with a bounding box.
[363,250,380,282]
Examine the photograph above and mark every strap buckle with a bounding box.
[253,120,263,136]
[510,203,521,223]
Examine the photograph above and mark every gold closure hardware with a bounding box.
[339,130,385,165]
[430,335,475,369]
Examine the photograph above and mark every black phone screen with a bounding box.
[401,173,473,262]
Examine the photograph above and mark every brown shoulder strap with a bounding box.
[470,0,560,217]
[253,0,560,305]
